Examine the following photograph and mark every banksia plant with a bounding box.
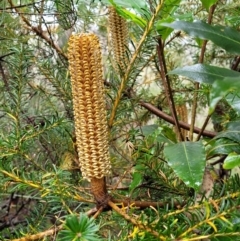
[108,6,128,72]
[68,33,111,207]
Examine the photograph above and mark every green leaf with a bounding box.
[200,0,218,11]
[161,20,240,54]
[156,17,175,40]
[156,126,177,144]
[164,141,206,191]
[140,124,158,136]
[116,8,147,28]
[130,172,143,192]
[225,93,240,115]
[107,0,149,26]
[223,153,240,169]
[160,0,181,19]
[168,64,240,84]
[215,121,240,143]
[140,125,176,144]
[207,138,240,158]
[209,77,240,113]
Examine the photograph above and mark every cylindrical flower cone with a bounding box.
[68,33,111,207]
[109,6,128,72]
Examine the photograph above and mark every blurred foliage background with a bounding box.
[0,0,240,240]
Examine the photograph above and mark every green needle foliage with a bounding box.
[57,213,102,241]
[0,0,240,240]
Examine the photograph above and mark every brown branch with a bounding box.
[7,0,68,60]
[231,56,240,71]
[156,38,184,141]
[140,102,216,138]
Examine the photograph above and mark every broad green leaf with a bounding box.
[223,153,240,169]
[207,138,240,158]
[164,141,206,190]
[215,121,240,143]
[168,64,240,84]
[209,77,240,113]
[161,20,240,54]
[200,0,218,11]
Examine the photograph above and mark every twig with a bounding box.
[189,4,217,140]
[108,200,165,240]
[0,1,41,10]
[165,30,181,46]
[156,37,184,141]
[108,2,164,128]
[7,0,68,60]
[196,114,212,141]
[140,102,216,138]
[10,224,63,241]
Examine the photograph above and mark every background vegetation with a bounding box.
[0,0,240,240]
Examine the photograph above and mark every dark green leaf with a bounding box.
[156,17,175,40]
[223,153,240,169]
[156,126,177,144]
[141,124,158,136]
[207,138,240,158]
[209,77,240,113]
[215,121,240,143]
[168,64,240,84]
[164,141,206,190]
[140,125,176,144]
[225,93,240,115]
[161,20,240,54]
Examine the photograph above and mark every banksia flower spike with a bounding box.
[68,33,111,206]
[109,6,128,72]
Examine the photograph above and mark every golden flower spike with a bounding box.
[109,6,129,72]
[68,33,111,207]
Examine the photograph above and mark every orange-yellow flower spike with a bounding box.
[68,33,111,180]
[109,6,128,72]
